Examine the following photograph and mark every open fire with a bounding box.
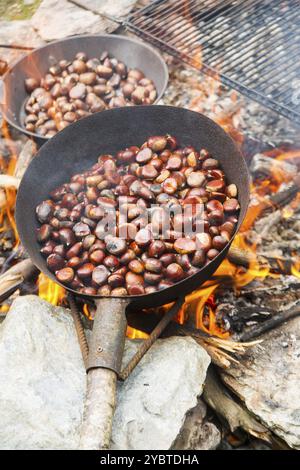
[1,0,300,341]
[1,103,299,339]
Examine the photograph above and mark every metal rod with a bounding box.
[157,0,254,48]
[204,5,298,64]
[68,293,89,368]
[119,295,185,381]
[148,0,233,40]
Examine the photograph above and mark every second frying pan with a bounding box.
[1,34,168,145]
[16,105,249,448]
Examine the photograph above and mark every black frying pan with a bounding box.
[0,34,168,145]
[16,105,249,310]
[16,106,249,449]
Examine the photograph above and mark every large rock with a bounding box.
[74,0,137,20]
[31,0,131,41]
[111,337,210,450]
[0,296,210,450]
[172,399,221,450]
[0,20,44,64]
[221,317,300,449]
[0,295,85,450]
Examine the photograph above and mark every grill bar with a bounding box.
[126,0,300,124]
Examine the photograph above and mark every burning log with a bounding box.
[0,259,39,303]
[13,140,37,180]
[250,153,297,181]
[0,175,20,189]
[235,304,300,342]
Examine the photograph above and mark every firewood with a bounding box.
[127,310,258,369]
[14,140,37,180]
[227,245,266,269]
[0,175,20,189]
[0,259,38,303]
[235,304,300,342]
[203,367,274,444]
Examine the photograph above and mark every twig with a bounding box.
[127,310,258,369]
[0,259,38,303]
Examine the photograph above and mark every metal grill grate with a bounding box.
[126,0,300,124]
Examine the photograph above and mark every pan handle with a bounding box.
[79,297,129,450]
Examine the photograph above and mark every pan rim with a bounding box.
[1,33,169,141]
[16,105,250,302]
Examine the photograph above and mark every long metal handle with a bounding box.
[79,297,129,450]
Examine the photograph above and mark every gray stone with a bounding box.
[0,295,86,450]
[172,399,221,450]
[221,317,300,449]
[75,0,138,20]
[0,296,211,450]
[111,337,211,450]
[31,0,118,42]
[0,20,44,64]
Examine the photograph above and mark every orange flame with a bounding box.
[291,263,300,279]
[37,273,65,306]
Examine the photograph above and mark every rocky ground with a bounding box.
[0,296,214,450]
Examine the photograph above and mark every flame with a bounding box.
[37,273,65,306]
[272,149,300,162]
[0,304,10,314]
[180,233,271,339]
[82,303,92,320]
[126,326,149,339]
[291,263,300,279]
